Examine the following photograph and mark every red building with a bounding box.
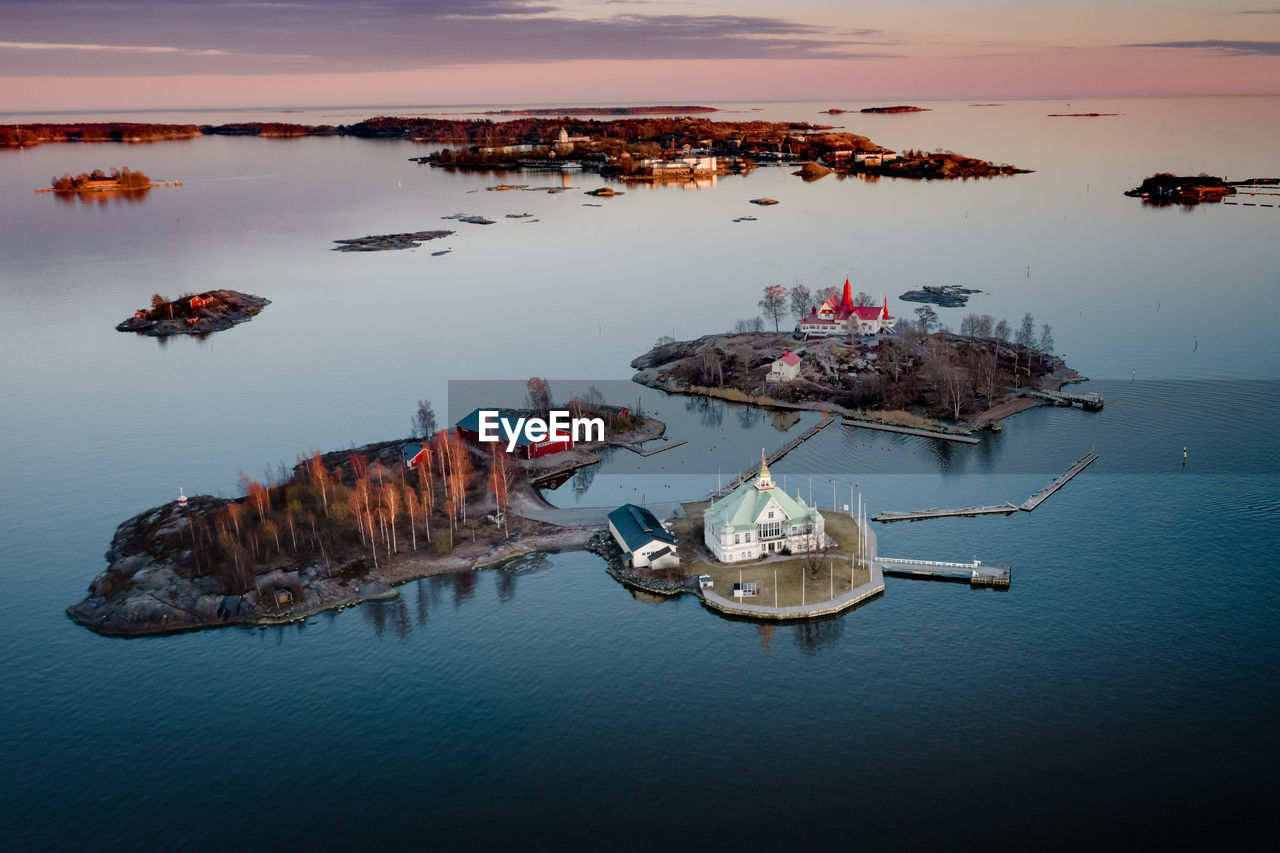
[454,408,574,459]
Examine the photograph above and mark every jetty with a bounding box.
[620,439,687,457]
[840,419,980,443]
[712,416,835,496]
[1020,452,1099,511]
[876,556,1010,587]
[874,503,1019,523]
[873,451,1100,522]
[1026,389,1103,411]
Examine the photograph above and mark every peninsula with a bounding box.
[68,397,664,637]
[116,290,270,336]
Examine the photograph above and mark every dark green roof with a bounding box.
[607,503,676,552]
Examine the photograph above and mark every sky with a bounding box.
[1,0,1278,111]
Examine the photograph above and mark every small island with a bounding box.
[38,167,167,194]
[899,285,982,307]
[860,105,929,114]
[332,230,454,251]
[117,290,270,336]
[1125,172,1235,205]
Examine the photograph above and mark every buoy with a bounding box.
[178,487,188,507]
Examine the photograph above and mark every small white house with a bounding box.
[608,504,680,570]
[768,352,802,383]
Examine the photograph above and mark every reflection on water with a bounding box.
[52,188,150,205]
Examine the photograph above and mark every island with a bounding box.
[332,230,454,251]
[470,105,717,115]
[116,290,270,336]
[632,285,1077,433]
[67,393,665,636]
[4,115,1028,183]
[37,167,168,194]
[1124,172,1236,205]
[899,285,982,307]
[860,105,930,113]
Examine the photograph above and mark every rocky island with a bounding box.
[632,306,1075,431]
[899,285,982,307]
[117,290,270,336]
[332,230,454,251]
[861,105,930,113]
[68,397,665,637]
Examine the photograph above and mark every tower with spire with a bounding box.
[703,448,824,563]
[798,278,896,337]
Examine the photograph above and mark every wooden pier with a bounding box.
[712,415,835,497]
[1020,452,1099,511]
[876,556,1010,587]
[873,503,1020,523]
[840,418,980,443]
[619,439,687,457]
[1027,389,1104,411]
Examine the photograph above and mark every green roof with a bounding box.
[704,479,821,534]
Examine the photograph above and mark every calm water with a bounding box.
[1,97,1278,848]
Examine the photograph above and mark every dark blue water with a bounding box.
[2,98,1278,848]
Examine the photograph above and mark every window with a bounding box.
[734,533,740,544]
[758,521,782,539]
[767,511,774,519]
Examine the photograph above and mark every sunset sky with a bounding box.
[2,0,1278,111]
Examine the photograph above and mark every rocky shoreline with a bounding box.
[67,495,599,638]
[584,531,697,598]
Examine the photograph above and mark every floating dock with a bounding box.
[1020,452,1099,511]
[1026,389,1104,411]
[876,556,1010,587]
[840,419,980,443]
[874,503,1020,523]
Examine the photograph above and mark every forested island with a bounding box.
[3,115,1027,181]
[1125,172,1236,205]
[67,393,661,636]
[472,105,717,115]
[42,167,156,193]
[117,290,270,336]
[633,295,1071,430]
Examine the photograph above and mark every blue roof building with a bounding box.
[607,503,679,569]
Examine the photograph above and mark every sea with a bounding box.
[1,97,1277,849]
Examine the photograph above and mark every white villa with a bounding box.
[768,351,802,383]
[703,453,826,562]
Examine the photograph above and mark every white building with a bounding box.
[608,504,680,570]
[703,453,826,562]
[768,352,802,383]
[854,151,899,166]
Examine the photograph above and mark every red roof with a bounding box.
[779,352,801,366]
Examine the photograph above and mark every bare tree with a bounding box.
[1016,312,1036,348]
[1038,323,1054,353]
[758,284,787,332]
[788,284,812,321]
[994,318,1011,343]
[526,377,551,419]
[914,305,938,334]
[412,399,437,439]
